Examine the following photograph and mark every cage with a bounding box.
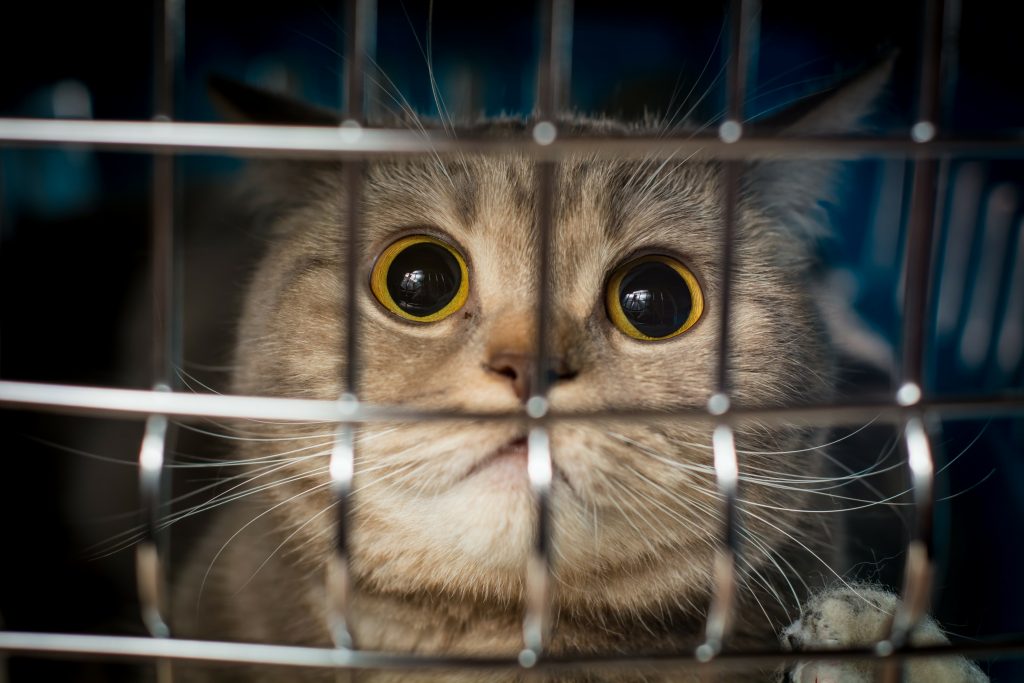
[0,0,1023,681]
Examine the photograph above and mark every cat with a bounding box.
[170,59,988,682]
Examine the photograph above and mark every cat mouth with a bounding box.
[464,436,573,492]
[464,436,529,481]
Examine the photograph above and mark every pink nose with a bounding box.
[485,352,577,402]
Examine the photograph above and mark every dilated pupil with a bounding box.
[386,242,461,316]
[618,261,692,338]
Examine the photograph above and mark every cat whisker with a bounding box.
[174,421,340,443]
[178,440,338,468]
[175,364,339,427]
[740,439,904,491]
[361,64,459,191]
[89,447,344,559]
[622,462,801,624]
[744,74,839,121]
[172,451,408,535]
[294,7,460,190]
[738,507,889,615]
[197,478,335,610]
[235,501,338,596]
[614,429,914,524]
[735,417,881,456]
[658,16,726,137]
[586,469,663,556]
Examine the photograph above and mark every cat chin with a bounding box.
[350,523,715,616]
[349,479,719,614]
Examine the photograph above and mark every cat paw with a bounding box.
[780,586,988,683]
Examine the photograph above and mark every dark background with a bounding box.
[1,0,1023,680]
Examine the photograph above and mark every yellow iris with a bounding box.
[605,255,704,341]
[370,235,469,322]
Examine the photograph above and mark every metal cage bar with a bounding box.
[698,0,759,662]
[135,1,185,680]
[2,118,1023,159]
[878,1,951,679]
[2,630,1023,672]
[135,0,184,663]
[326,0,377,653]
[0,379,1021,426]
[521,0,574,664]
[1,0,1023,677]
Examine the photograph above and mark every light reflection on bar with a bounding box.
[1,118,1023,159]
[699,0,759,661]
[521,0,574,662]
[1,630,1022,672]
[884,0,950,678]
[0,0,1017,675]
[1,380,1022,426]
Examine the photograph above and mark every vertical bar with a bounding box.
[137,4,183,683]
[327,0,375,654]
[881,0,950,678]
[328,418,357,650]
[521,0,573,666]
[903,0,956,384]
[339,0,377,119]
[340,0,374,392]
[531,0,572,400]
[909,0,945,144]
[151,0,184,387]
[714,0,759,397]
[696,424,740,662]
[343,0,375,124]
[0,607,7,683]
[535,0,573,119]
[700,0,758,662]
[719,0,757,144]
[137,410,171,641]
[0,154,5,364]
[900,155,940,392]
[342,161,364,397]
[713,162,740,399]
[902,0,945,392]
[137,407,172,683]
[520,427,553,666]
[896,416,937,634]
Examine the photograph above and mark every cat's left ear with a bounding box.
[744,55,895,241]
[205,76,344,222]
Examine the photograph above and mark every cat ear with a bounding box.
[207,74,341,126]
[207,76,343,225]
[744,55,895,243]
[751,54,895,135]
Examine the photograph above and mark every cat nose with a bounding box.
[485,352,577,403]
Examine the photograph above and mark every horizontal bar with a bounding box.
[1,119,1023,159]
[1,631,1022,671]
[0,380,1022,426]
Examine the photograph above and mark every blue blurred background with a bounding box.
[0,0,1022,680]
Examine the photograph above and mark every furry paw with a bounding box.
[780,586,988,683]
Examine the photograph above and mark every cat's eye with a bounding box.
[605,255,704,341]
[370,235,469,322]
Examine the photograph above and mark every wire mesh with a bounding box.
[0,0,1022,679]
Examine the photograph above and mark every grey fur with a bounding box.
[173,62,980,682]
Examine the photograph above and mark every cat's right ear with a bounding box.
[208,75,341,126]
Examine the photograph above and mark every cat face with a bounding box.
[231,138,835,617]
